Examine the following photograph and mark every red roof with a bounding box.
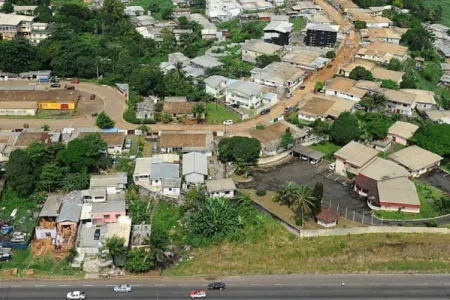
[316,208,340,222]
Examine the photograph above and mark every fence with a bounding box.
[300,226,450,238]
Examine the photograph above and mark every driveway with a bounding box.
[238,159,372,215]
[419,168,450,194]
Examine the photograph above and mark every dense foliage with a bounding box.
[218,136,261,165]
[349,66,374,81]
[329,112,361,145]
[412,122,450,162]
[96,111,116,129]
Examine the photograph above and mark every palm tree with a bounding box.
[192,103,206,123]
[105,236,126,265]
[148,227,169,266]
[174,61,185,78]
[294,186,315,217]
[41,124,50,131]
[273,181,301,208]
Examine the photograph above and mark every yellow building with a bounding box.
[37,99,77,110]
[0,90,80,110]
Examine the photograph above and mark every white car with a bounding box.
[114,284,132,293]
[329,163,336,171]
[223,120,233,126]
[190,290,206,298]
[66,291,86,300]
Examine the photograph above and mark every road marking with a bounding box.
[250,284,264,286]
[274,284,285,286]
[106,285,115,287]
[11,285,22,288]
[35,285,47,287]
[58,285,71,287]
[83,285,94,287]
[154,284,166,287]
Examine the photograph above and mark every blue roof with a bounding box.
[102,127,119,132]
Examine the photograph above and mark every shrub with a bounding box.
[255,125,265,130]
[255,188,266,196]
[295,218,302,226]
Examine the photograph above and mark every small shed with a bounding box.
[291,145,325,164]
[316,208,339,228]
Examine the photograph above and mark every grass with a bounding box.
[152,202,187,245]
[165,218,450,275]
[290,17,306,31]
[310,141,342,161]
[1,249,83,277]
[206,102,241,124]
[373,181,444,220]
[131,0,172,20]
[127,135,140,157]
[423,0,450,26]
[51,0,83,4]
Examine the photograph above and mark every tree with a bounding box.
[326,51,336,59]
[330,112,361,145]
[105,236,126,264]
[96,111,115,129]
[34,5,53,23]
[273,181,301,208]
[280,128,294,150]
[434,196,450,215]
[314,81,324,91]
[422,62,442,83]
[41,124,50,131]
[161,8,173,20]
[0,39,36,73]
[354,20,367,30]
[125,248,153,273]
[218,136,261,165]
[412,122,450,160]
[311,119,330,136]
[103,0,125,19]
[62,171,90,191]
[360,112,393,141]
[349,66,374,81]
[137,124,150,134]
[0,2,14,13]
[148,226,169,265]
[401,26,434,51]
[4,149,36,197]
[38,163,65,191]
[387,58,403,71]
[381,79,399,90]
[295,185,315,217]
[192,103,206,123]
[255,54,281,68]
[311,182,323,217]
[183,186,206,212]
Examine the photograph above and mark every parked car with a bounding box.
[71,79,80,84]
[208,282,225,290]
[353,103,365,110]
[11,236,25,243]
[66,291,86,300]
[230,103,240,108]
[0,253,12,262]
[125,139,132,149]
[286,92,293,98]
[223,120,234,126]
[50,78,59,83]
[50,83,61,88]
[94,229,100,240]
[190,290,206,298]
[260,108,271,115]
[114,284,132,293]
[299,85,306,90]
[284,106,293,113]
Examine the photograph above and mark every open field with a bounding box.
[166,218,450,276]
[206,103,241,124]
[310,141,341,161]
[423,0,450,26]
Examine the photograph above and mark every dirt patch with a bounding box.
[71,91,104,118]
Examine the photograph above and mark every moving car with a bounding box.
[223,120,233,126]
[260,108,271,115]
[114,284,132,293]
[50,83,61,88]
[208,282,225,290]
[190,290,206,298]
[66,291,86,300]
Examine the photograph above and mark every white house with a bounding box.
[204,75,228,98]
[226,80,264,108]
[324,77,367,101]
[388,146,443,178]
[382,89,417,116]
[356,42,408,64]
[182,152,208,184]
[250,62,306,93]
[401,89,436,110]
[333,141,379,176]
[387,121,418,146]
[206,178,237,198]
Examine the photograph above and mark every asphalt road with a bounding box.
[2,275,450,299]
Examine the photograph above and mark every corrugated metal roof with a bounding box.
[56,191,83,223]
[182,152,208,176]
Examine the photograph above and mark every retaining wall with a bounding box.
[300,226,449,238]
[257,150,291,166]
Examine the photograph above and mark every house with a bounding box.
[204,75,229,97]
[131,224,152,249]
[0,131,20,162]
[173,29,193,41]
[159,132,214,155]
[30,22,50,44]
[36,194,64,240]
[189,14,218,40]
[131,15,155,27]
[78,132,126,155]
[371,67,404,84]
[90,172,128,194]
[206,178,236,198]
[354,80,381,96]
[15,131,53,148]
[124,6,145,16]
[250,120,309,155]
[0,13,34,40]
[56,191,83,248]
[306,13,332,24]
[388,145,443,177]
[226,80,264,108]
[382,89,417,116]
[361,27,407,45]
[316,208,339,227]
[136,98,156,119]
[251,62,306,93]
[401,89,436,110]
[436,42,450,59]
[333,141,379,176]
[337,59,376,77]
[347,9,392,28]
[281,48,329,71]
[424,110,450,124]
[163,101,196,119]
[241,39,283,63]
[160,52,190,73]
[324,77,367,101]
[354,157,420,213]
[387,121,418,146]
[263,21,293,46]
[297,93,355,122]
[440,74,450,87]
[304,23,339,47]
[372,136,393,152]
[172,7,191,18]
[191,55,223,70]
[91,199,126,226]
[77,216,131,256]
[356,42,408,64]
[183,152,208,184]
[290,1,321,15]
[0,101,38,116]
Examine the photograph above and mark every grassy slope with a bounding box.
[166,218,450,276]
[310,142,342,161]
[423,0,450,26]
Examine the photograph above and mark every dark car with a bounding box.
[50,83,61,88]
[208,282,225,290]
[94,229,101,240]
[260,108,270,115]
[0,253,12,262]
[50,78,59,83]
[230,103,240,108]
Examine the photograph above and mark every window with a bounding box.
[104,215,110,219]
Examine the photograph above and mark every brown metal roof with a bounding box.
[316,208,340,222]
[159,132,207,148]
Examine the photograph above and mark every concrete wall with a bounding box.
[257,150,291,166]
[300,226,449,238]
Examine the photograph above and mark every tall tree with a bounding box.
[401,26,434,51]
[148,227,169,266]
[349,66,374,81]
[311,182,324,217]
[96,111,115,129]
[330,112,361,145]
[273,181,301,208]
[105,236,126,265]
[5,150,36,197]
[218,136,261,165]
[279,128,294,150]
[103,0,125,20]
[192,103,206,123]
[295,185,315,217]
[38,163,65,192]
[0,39,36,73]
[0,2,14,13]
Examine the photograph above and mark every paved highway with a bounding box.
[2,275,450,299]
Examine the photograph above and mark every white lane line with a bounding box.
[106,285,115,287]
[250,284,264,286]
[274,284,285,286]
[11,285,22,288]
[35,285,47,287]
[58,285,71,287]
[83,285,94,287]
[154,284,166,287]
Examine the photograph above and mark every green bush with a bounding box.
[255,189,266,196]
[295,218,302,226]
[255,125,265,130]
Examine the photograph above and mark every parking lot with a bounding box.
[238,159,372,214]
[420,168,450,194]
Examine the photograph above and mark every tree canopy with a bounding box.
[96,111,115,129]
[218,136,261,165]
[329,112,361,145]
[349,66,374,81]
[255,54,281,68]
[401,26,434,51]
[412,122,450,161]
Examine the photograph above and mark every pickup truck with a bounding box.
[67,291,86,300]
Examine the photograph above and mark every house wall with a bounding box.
[242,49,260,63]
[325,89,362,101]
[388,134,408,146]
[298,113,322,122]
[208,190,235,198]
[185,173,205,184]
[35,227,57,239]
[335,157,346,176]
[226,91,262,108]
[205,84,224,97]
[91,211,126,225]
[163,187,181,196]
[253,76,304,93]
[367,200,420,213]
[416,102,433,110]
[0,108,37,116]
[107,146,123,155]
[305,29,337,47]
[38,101,76,110]
[317,219,337,228]
[386,100,415,116]
[335,156,377,176]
